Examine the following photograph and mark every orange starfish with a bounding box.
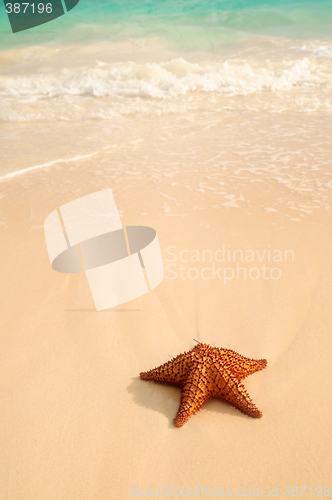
[140,342,267,427]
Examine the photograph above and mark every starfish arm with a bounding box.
[140,350,191,386]
[174,365,210,427]
[212,368,263,418]
[214,348,267,380]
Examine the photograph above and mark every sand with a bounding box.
[0,112,332,499]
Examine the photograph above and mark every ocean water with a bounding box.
[1,0,332,121]
[1,0,332,219]
[1,0,332,48]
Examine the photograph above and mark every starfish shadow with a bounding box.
[127,377,248,428]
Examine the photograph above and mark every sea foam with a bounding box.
[1,48,332,121]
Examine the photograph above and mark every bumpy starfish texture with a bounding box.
[140,343,267,427]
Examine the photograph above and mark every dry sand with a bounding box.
[0,113,331,499]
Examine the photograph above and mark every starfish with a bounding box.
[140,343,267,427]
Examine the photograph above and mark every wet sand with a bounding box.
[0,111,331,499]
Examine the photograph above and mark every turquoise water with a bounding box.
[1,0,332,49]
[1,0,332,121]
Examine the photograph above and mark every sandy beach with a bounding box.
[1,105,332,498]
[1,0,332,494]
